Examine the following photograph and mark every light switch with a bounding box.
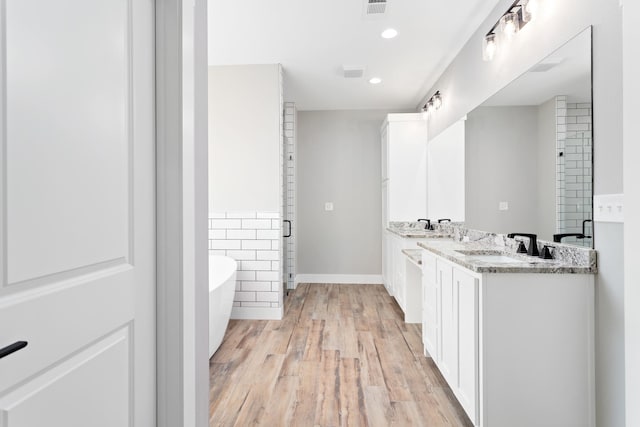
[593,194,624,223]
[499,201,509,211]
[325,202,334,211]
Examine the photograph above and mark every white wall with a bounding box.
[209,64,281,212]
[623,0,639,425]
[427,119,465,222]
[423,2,625,425]
[297,110,389,278]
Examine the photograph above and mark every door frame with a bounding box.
[156,0,209,426]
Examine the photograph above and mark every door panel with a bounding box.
[0,327,131,427]
[5,0,131,285]
[0,0,155,425]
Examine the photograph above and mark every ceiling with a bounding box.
[208,0,501,111]
[481,28,592,107]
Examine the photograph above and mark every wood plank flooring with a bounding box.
[209,283,473,427]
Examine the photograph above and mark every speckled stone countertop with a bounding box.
[401,249,422,266]
[387,221,453,239]
[417,238,597,274]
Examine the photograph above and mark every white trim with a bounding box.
[295,274,383,285]
[231,306,284,320]
[156,0,209,426]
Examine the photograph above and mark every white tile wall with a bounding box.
[283,102,296,289]
[556,95,593,247]
[209,211,282,309]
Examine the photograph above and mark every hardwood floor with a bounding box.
[209,283,473,427]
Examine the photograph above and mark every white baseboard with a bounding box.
[295,274,383,285]
[230,306,283,320]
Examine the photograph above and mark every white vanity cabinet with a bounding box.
[387,232,414,316]
[421,249,595,427]
[386,231,446,323]
[423,253,478,423]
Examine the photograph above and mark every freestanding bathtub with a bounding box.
[209,255,237,358]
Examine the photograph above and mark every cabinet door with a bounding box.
[438,260,458,386]
[422,251,438,359]
[388,235,400,298]
[384,232,394,295]
[396,244,406,311]
[455,268,479,425]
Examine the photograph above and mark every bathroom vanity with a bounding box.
[384,224,449,322]
[419,238,596,427]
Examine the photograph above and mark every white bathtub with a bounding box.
[209,255,237,358]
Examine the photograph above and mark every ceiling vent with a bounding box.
[343,66,364,78]
[365,0,387,15]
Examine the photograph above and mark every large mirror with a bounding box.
[463,27,593,247]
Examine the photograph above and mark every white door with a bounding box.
[0,0,156,426]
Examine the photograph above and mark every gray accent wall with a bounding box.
[465,106,539,235]
[423,1,625,425]
[297,110,389,276]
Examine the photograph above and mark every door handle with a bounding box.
[283,220,292,238]
[0,341,28,359]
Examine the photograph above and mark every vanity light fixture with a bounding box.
[381,28,398,39]
[432,92,443,109]
[482,0,539,62]
[521,0,538,23]
[369,77,382,84]
[499,11,520,38]
[421,91,442,118]
[483,33,498,61]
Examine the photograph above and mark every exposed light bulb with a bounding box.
[500,12,519,39]
[381,28,398,39]
[483,33,497,61]
[433,93,442,109]
[426,100,435,115]
[521,0,538,23]
[525,0,538,18]
[369,77,382,85]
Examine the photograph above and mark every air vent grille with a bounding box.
[366,0,387,15]
[343,66,364,78]
[529,57,564,73]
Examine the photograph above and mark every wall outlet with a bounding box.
[499,201,509,211]
[324,202,334,211]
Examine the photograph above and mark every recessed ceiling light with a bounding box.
[369,77,382,85]
[381,28,398,39]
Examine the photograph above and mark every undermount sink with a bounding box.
[454,249,524,264]
[465,254,523,264]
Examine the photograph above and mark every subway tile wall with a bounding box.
[209,212,283,309]
[283,102,296,290]
[556,95,593,247]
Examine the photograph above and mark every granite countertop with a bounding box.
[401,249,422,266]
[387,227,451,239]
[417,239,597,274]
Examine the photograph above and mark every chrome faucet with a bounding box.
[507,233,539,257]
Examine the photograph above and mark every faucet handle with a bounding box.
[540,245,555,259]
[516,241,527,254]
